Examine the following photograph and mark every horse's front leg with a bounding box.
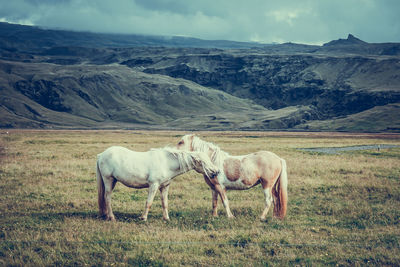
[214,184,234,219]
[212,190,219,217]
[140,182,159,221]
[159,184,170,221]
[203,176,219,217]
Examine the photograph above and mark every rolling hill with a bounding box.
[1,22,399,131]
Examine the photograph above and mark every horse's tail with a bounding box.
[272,158,288,219]
[96,158,106,217]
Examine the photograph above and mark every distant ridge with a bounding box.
[323,34,367,46]
[0,22,267,50]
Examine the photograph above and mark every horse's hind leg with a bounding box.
[140,182,159,221]
[104,177,117,221]
[260,187,273,221]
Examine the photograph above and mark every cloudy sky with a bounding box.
[1,0,399,44]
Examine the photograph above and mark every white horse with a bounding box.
[96,146,219,221]
[176,134,288,220]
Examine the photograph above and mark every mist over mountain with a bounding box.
[1,22,399,131]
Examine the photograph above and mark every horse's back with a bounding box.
[97,146,155,186]
[99,146,133,157]
[252,150,281,160]
[98,146,147,174]
[98,146,148,161]
[250,151,282,171]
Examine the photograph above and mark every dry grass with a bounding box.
[0,130,399,266]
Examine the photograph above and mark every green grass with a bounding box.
[0,130,399,266]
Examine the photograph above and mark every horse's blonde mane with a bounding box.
[159,147,194,172]
[190,135,228,168]
[162,146,216,177]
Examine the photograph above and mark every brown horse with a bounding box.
[176,134,288,220]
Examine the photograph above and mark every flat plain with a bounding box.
[0,130,399,266]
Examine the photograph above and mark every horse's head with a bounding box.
[191,151,220,179]
[176,134,195,151]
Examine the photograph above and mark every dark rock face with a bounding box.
[139,53,400,120]
[14,80,70,112]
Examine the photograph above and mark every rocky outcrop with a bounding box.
[323,34,367,46]
[137,53,400,120]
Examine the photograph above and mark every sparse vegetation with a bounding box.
[0,130,399,266]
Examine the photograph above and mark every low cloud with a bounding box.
[1,0,399,44]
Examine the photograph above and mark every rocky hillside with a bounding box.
[139,49,400,116]
[1,23,399,131]
[1,60,271,129]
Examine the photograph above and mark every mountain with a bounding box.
[321,33,400,55]
[323,34,367,46]
[1,22,399,131]
[0,22,266,50]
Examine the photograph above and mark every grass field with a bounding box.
[0,130,399,266]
